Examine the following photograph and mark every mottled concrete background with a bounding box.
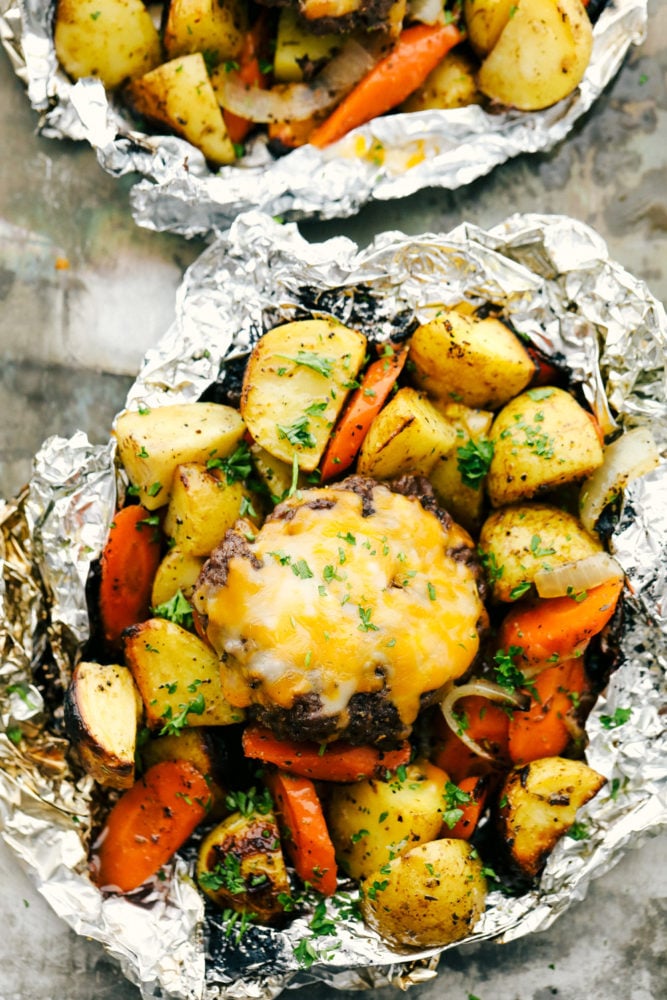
[1,5,666,999]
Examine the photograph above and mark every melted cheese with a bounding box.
[197,485,483,730]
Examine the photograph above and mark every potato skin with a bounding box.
[359,838,487,948]
[496,756,606,880]
[479,503,601,602]
[327,759,450,881]
[486,387,603,507]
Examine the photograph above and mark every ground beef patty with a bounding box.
[193,476,487,747]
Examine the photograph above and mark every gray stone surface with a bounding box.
[1,4,666,999]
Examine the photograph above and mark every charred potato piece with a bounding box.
[151,548,205,608]
[477,0,593,111]
[163,0,247,63]
[409,311,535,410]
[479,503,601,602]
[359,838,487,948]
[497,756,606,879]
[428,401,494,533]
[114,402,245,511]
[486,387,604,508]
[125,53,237,166]
[249,442,309,502]
[64,662,143,789]
[241,319,367,473]
[273,7,341,82]
[327,759,450,880]
[124,617,246,730]
[357,386,457,480]
[163,461,257,557]
[54,0,161,89]
[197,809,291,921]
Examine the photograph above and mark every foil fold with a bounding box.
[0,1,649,235]
[1,212,666,999]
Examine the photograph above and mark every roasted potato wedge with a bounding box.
[54,0,161,89]
[273,7,341,82]
[497,756,606,879]
[241,319,367,473]
[477,0,593,111]
[357,386,457,480]
[125,53,237,166]
[401,49,481,112]
[64,662,143,789]
[409,310,535,410]
[163,0,247,63]
[428,402,494,532]
[359,838,487,948]
[197,809,290,921]
[114,402,246,511]
[479,502,602,602]
[123,617,245,730]
[163,461,257,557]
[327,759,450,881]
[486,387,604,507]
[151,548,205,608]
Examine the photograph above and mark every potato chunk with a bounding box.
[54,0,161,89]
[123,617,246,730]
[241,319,367,473]
[479,503,601,602]
[163,461,256,557]
[428,402,494,532]
[497,756,606,878]
[64,662,142,789]
[357,386,457,480]
[114,402,245,511]
[486,387,604,507]
[409,310,535,410]
[327,760,450,880]
[163,0,247,63]
[125,53,237,166]
[477,0,593,111]
[359,838,487,948]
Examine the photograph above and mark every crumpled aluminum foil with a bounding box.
[1,212,666,1000]
[0,0,649,236]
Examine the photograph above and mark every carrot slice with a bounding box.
[243,724,411,782]
[94,760,210,892]
[309,23,464,148]
[264,768,337,896]
[496,577,624,672]
[508,658,590,765]
[444,775,490,841]
[99,504,162,646]
[320,343,409,481]
[223,14,270,145]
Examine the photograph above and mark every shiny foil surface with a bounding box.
[0,1,649,236]
[1,213,666,999]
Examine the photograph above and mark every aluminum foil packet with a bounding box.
[1,212,666,1000]
[0,1,649,236]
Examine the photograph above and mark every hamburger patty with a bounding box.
[193,476,487,747]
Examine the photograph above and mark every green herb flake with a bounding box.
[275,351,334,378]
[152,589,194,630]
[599,706,633,729]
[457,436,494,489]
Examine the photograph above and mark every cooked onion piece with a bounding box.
[440,679,526,760]
[579,426,661,534]
[534,552,624,599]
[211,39,376,123]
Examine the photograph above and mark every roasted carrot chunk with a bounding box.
[98,504,162,646]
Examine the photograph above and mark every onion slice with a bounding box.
[534,551,624,599]
[440,680,527,761]
[212,39,377,124]
[579,426,660,534]
[408,0,447,25]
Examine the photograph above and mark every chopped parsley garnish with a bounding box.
[152,589,194,630]
[599,706,633,729]
[275,351,334,378]
[277,415,316,449]
[567,821,590,841]
[493,646,528,692]
[159,691,206,735]
[198,853,245,894]
[358,606,380,632]
[457,436,494,489]
[207,441,253,483]
[442,780,472,829]
[292,558,314,579]
[225,785,274,816]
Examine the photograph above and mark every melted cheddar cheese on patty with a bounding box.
[194,481,484,741]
